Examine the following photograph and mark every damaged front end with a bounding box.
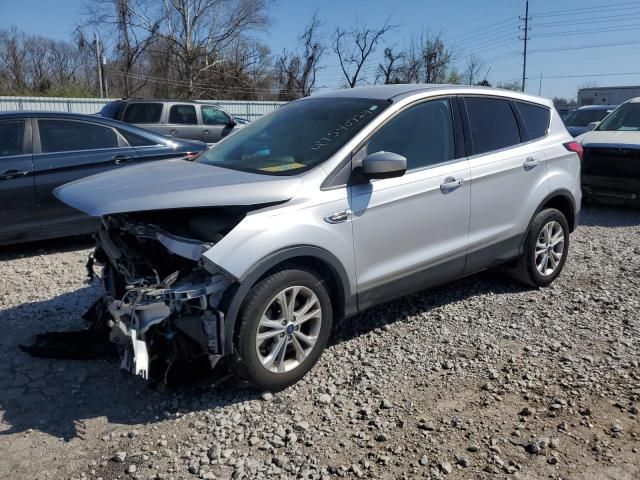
[87,208,243,383]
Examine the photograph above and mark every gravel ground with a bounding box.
[1,204,639,480]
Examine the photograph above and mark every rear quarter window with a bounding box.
[122,103,163,124]
[517,102,550,140]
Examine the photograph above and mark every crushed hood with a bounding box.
[578,130,640,148]
[54,159,301,217]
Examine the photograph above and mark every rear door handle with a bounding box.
[169,129,178,134]
[0,169,30,180]
[523,157,540,170]
[112,155,131,165]
[203,129,211,134]
[440,177,464,192]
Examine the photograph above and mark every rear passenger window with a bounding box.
[122,103,163,123]
[516,102,550,140]
[169,105,198,125]
[464,97,521,155]
[39,120,119,153]
[0,120,25,157]
[366,98,456,171]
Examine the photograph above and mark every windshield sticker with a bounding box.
[311,107,377,151]
[259,162,306,172]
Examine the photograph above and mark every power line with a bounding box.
[533,13,640,28]
[528,39,640,54]
[532,1,640,18]
[540,71,640,79]
[117,71,293,95]
[533,24,640,38]
[445,16,519,43]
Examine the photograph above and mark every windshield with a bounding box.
[563,108,611,127]
[597,102,640,132]
[196,97,389,175]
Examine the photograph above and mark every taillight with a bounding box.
[563,141,583,161]
[184,151,201,161]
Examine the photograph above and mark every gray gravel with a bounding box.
[1,204,640,479]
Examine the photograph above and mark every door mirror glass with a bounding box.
[587,121,600,131]
[362,151,406,179]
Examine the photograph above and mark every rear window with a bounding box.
[464,97,521,155]
[517,102,550,140]
[39,120,119,153]
[122,103,163,124]
[0,120,25,157]
[169,104,198,125]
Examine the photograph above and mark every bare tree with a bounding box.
[84,0,159,96]
[464,54,484,85]
[1,27,27,93]
[376,47,403,84]
[129,0,272,98]
[275,14,325,99]
[333,20,393,88]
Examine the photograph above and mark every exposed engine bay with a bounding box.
[21,196,296,384]
[67,207,251,384]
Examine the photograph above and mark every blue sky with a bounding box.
[1,0,639,99]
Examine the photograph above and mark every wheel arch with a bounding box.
[218,245,355,355]
[519,189,577,253]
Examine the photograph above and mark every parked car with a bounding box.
[0,112,206,246]
[562,104,617,137]
[99,99,242,144]
[56,85,581,390]
[578,98,640,205]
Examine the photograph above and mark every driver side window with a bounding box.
[366,98,456,171]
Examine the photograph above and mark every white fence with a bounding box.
[0,96,285,120]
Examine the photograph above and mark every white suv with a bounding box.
[56,85,582,390]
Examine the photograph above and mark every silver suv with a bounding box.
[57,85,582,390]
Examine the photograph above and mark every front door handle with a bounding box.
[169,129,178,134]
[112,155,131,165]
[523,157,539,170]
[440,177,464,192]
[324,210,352,224]
[0,169,30,180]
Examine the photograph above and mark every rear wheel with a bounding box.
[509,208,570,287]
[232,267,333,391]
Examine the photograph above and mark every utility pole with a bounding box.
[94,32,104,98]
[538,73,543,95]
[520,0,530,93]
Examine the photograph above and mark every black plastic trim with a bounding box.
[219,245,356,355]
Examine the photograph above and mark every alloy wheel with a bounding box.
[255,286,323,373]
[535,220,565,276]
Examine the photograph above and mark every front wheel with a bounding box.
[508,208,570,287]
[232,267,333,391]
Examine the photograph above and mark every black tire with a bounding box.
[509,208,570,287]
[232,267,333,391]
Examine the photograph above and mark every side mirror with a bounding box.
[362,151,407,180]
[587,121,600,131]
